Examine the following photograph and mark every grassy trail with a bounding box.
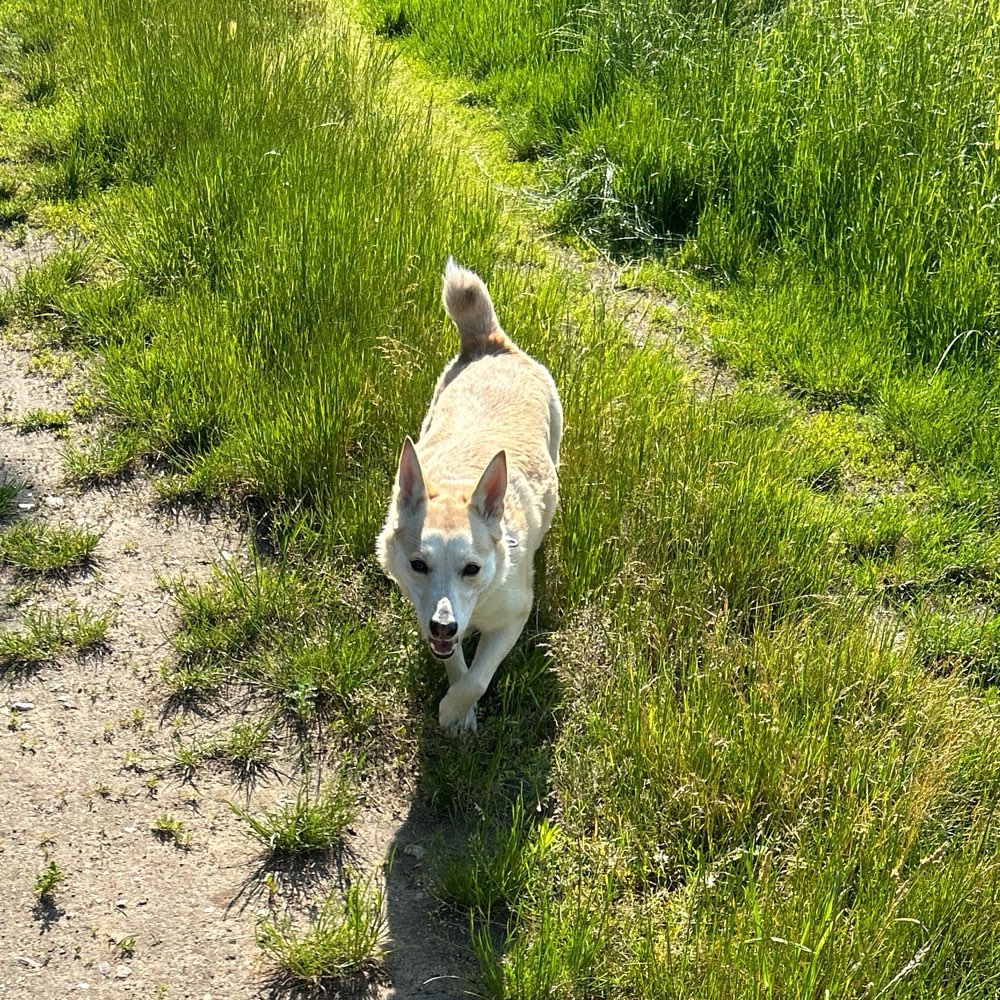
[1,0,1000,996]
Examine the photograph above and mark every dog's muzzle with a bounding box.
[429,598,458,659]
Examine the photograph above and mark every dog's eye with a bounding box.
[410,559,429,574]
[462,563,480,577]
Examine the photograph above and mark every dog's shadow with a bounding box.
[380,623,560,998]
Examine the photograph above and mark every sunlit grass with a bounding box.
[0,605,110,669]
[4,0,1000,995]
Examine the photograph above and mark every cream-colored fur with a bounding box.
[376,259,562,734]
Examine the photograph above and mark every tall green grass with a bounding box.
[373,0,1000,486]
[5,0,1000,995]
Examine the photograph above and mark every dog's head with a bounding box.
[376,438,507,660]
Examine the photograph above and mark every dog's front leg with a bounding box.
[439,644,476,734]
[438,614,527,735]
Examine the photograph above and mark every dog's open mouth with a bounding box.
[428,637,456,659]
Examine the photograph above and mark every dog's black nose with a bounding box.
[429,618,458,640]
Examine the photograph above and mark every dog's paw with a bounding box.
[439,697,478,736]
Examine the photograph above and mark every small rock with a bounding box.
[73,983,90,991]
[115,899,127,909]
[43,496,64,508]
[17,502,36,511]
[11,955,41,969]
[96,962,111,977]
[10,702,35,712]
[403,843,426,861]
[114,965,131,979]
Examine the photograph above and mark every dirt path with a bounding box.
[0,236,475,998]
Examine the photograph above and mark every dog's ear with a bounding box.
[396,437,427,510]
[471,450,507,523]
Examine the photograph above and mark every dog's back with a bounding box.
[418,261,561,541]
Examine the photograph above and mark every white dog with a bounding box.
[377,259,562,734]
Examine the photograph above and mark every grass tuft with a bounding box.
[256,880,385,987]
[0,476,26,518]
[0,606,110,669]
[232,775,360,859]
[0,520,99,572]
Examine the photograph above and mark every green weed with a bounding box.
[33,859,66,900]
[151,814,190,848]
[0,476,25,517]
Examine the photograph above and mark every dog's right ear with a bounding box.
[396,437,427,510]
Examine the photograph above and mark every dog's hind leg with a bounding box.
[438,611,529,735]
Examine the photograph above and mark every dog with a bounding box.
[376,259,562,734]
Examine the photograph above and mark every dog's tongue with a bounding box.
[429,638,455,658]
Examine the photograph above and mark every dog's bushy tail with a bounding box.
[442,258,515,359]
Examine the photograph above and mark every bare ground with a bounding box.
[0,235,476,999]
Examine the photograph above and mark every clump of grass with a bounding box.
[0,476,26,517]
[33,859,66,901]
[231,775,359,858]
[256,881,385,987]
[151,814,190,847]
[162,563,399,727]
[3,248,94,324]
[434,800,557,912]
[0,606,109,669]
[210,718,276,781]
[11,408,70,431]
[62,428,146,483]
[0,520,99,572]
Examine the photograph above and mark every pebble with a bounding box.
[11,955,41,970]
[10,702,35,712]
[44,496,64,508]
[114,965,131,979]
[403,843,426,860]
[17,502,35,511]
[96,962,111,977]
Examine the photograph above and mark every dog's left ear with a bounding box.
[471,450,507,523]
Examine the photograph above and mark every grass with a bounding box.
[231,776,360,859]
[0,606,109,669]
[3,0,1000,996]
[256,880,385,986]
[367,0,1000,512]
[210,719,277,782]
[0,476,25,516]
[161,561,404,731]
[0,520,99,571]
[10,408,70,431]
